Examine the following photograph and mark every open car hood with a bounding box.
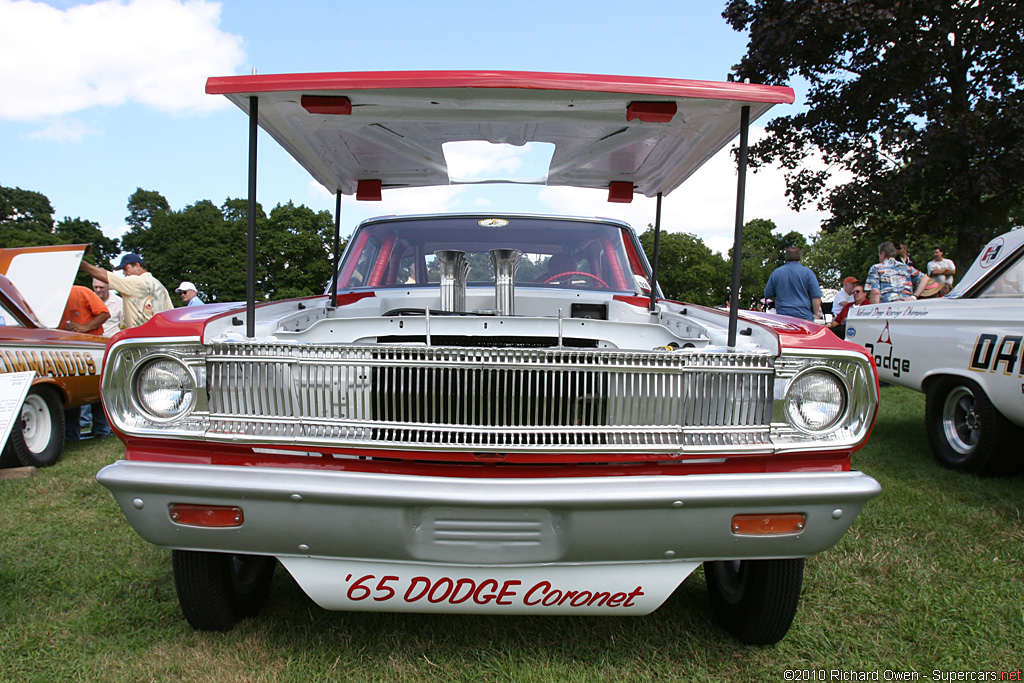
[206,70,794,199]
[0,244,88,328]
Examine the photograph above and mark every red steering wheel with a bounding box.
[543,271,610,288]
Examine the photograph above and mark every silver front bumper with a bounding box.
[97,461,880,565]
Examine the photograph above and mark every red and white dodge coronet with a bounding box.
[96,70,881,644]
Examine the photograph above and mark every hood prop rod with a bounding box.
[245,96,259,339]
[331,190,341,308]
[727,105,751,351]
[648,192,663,313]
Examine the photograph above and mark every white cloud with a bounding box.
[27,117,99,142]
[0,0,245,121]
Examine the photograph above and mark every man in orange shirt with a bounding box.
[61,284,110,336]
[61,285,110,440]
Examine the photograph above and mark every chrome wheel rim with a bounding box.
[942,386,980,459]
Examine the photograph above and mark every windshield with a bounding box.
[335,216,649,293]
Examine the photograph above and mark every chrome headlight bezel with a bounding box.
[129,354,198,422]
[771,350,878,453]
[784,367,848,434]
[102,339,208,438]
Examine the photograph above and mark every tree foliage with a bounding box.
[120,191,335,304]
[55,217,122,283]
[0,186,122,281]
[804,224,881,289]
[125,188,170,232]
[724,0,1024,268]
[640,229,730,306]
[0,185,56,248]
[258,201,337,300]
[733,218,808,302]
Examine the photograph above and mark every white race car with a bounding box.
[847,228,1024,475]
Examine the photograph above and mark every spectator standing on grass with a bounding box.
[865,241,931,304]
[175,281,205,306]
[60,285,110,440]
[763,246,823,322]
[896,241,918,270]
[927,246,956,287]
[78,278,122,438]
[61,285,109,336]
[92,278,123,336]
[80,253,172,328]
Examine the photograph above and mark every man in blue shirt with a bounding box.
[764,247,822,321]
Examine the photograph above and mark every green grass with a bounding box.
[1,385,1021,682]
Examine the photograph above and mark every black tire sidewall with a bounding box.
[9,386,65,468]
[925,377,1020,475]
[704,558,804,645]
[173,550,275,631]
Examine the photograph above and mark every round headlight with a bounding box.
[134,358,195,419]
[786,370,846,432]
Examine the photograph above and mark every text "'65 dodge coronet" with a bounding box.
[96,70,881,645]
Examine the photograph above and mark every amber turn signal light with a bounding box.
[169,503,244,528]
[731,513,806,536]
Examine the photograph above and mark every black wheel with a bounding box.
[925,378,1022,476]
[172,550,276,631]
[704,558,804,645]
[2,386,65,468]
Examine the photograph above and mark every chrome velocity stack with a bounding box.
[435,250,470,313]
[490,248,521,316]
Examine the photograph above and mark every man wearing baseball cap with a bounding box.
[175,281,205,307]
[80,253,173,328]
[832,276,859,312]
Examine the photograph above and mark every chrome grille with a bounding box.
[205,344,775,453]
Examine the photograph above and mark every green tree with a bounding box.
[120,191,336,305]
[724,0,1024,269]
[0,185,56,248]
[804,224,880,290]
[640,229,730,306]
[732,219,808,306]
[123,197,252,305]
[55,217,121,281]
[260,202,335,299]
[125,188,170,232]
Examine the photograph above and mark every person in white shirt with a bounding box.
[927,246,956,286]
[92,278,123,336]
[78,277,124,439]
[832,276,859,313]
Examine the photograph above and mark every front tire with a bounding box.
[2,386,65,468]
[704,558,804,645]
[172,550,276,631]
[925,378,1022,476]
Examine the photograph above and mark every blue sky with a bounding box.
[0,0,828,254]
